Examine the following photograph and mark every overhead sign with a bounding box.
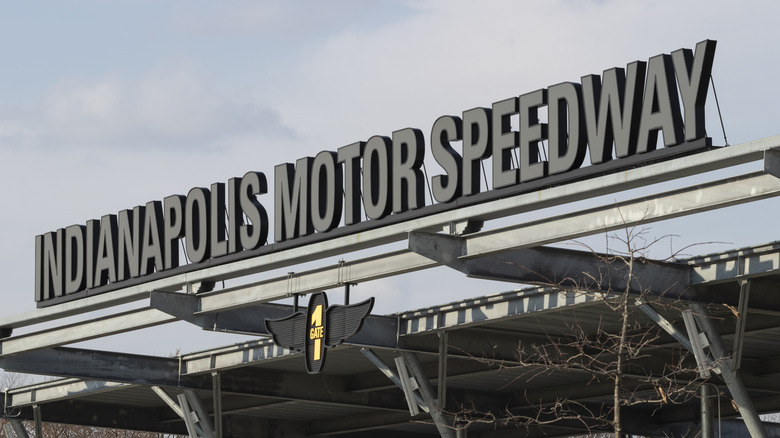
[265,292,374,373]
[35,40,717,305]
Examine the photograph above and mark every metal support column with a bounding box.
[438,331,448,411]
[690,303,768,438]
[401,352,455,438]
[701,384,713,438]
[733,280,751,370]
[212,372,223,438]
[32,404,42,438]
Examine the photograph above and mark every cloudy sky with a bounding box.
[1,0,779,355]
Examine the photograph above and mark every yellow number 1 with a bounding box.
[311,304,323,360]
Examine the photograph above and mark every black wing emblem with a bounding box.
[325,297,374,347]
[264,311,307,352]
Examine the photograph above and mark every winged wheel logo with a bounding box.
[265,291,374,373]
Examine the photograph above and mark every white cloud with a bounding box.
[2,64,293,152]
[273,0,780,149]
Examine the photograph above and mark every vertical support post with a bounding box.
[401,352,456,438]
[345,283,351,305]
[184,389,215,438]
[33,404,42,438]
[733,280,751,371]
[212,372,223,438]
[690,302,768,438]
[178,393,199,438]
[438,331,448,410]
[700,385,713,438]
[395,356,421,416]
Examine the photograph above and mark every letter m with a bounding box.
[274,158,314,242]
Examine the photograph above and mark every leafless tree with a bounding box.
[448,225,717,437]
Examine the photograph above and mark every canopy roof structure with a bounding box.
[3,135,780,437]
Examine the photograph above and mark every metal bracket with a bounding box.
[764,148,780,179]
[443,219,483,236]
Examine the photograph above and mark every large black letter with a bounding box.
[210,182,228,258]
[140,201,164,277]
[673,39,717,142]
[163,195,185,270]
[492,97,519,189]
[637,54,684,152]
[548,82,586,175]
[519,89,548,183]
[239,171,269,250]
[392,128,426,213]
[65,225,86,294]
[274,158,313,241]
[462,108,492,196]
[431,115,463,203]
[185,187,210,263]
[363,136,392,220]
[581,61,646,163]
[311,151,343,232]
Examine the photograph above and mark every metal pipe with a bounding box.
[701,384,713,438]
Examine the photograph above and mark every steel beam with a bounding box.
[636,301,694,352]
[0,347,188,386]
[5,379,129,407]
[410,234,690,297]
[0,308,176,356]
